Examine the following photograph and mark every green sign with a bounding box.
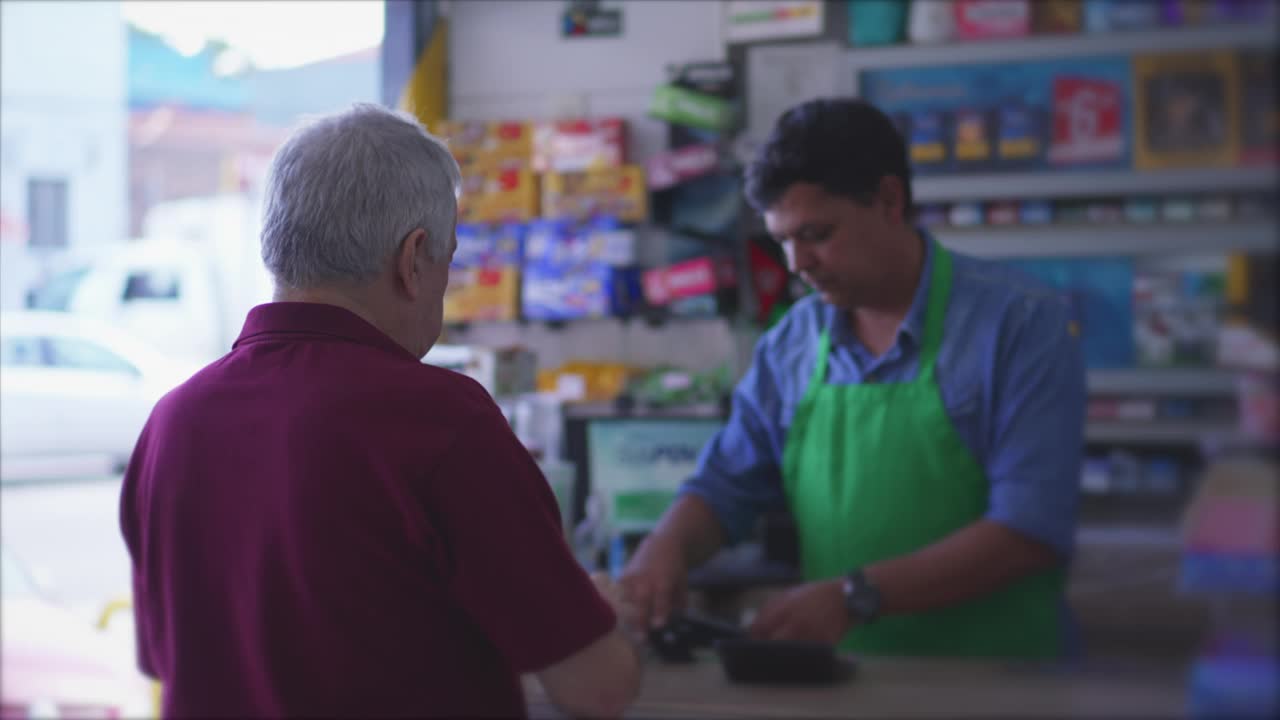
[649,84,736,132]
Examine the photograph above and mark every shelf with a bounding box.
[846,23,1276,72]
[913,166,1277,203]
[1088,368,1239,396]
[936,221,1277,258]
[1086,420,1244,446]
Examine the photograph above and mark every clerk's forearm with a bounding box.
[649,494,726,569]
[866,520,1061,616]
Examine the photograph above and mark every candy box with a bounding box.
[457,168,540,224]
[542,165,648,223]
[532,117,627,173]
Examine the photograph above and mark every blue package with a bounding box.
[1018,200,1053,224]
[997,104,1046,170]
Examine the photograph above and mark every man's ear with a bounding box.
[396,229,427,300]
[877,175,908,225]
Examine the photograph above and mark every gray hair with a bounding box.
[260,103,462,289]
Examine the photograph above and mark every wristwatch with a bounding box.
[842,568,882,625]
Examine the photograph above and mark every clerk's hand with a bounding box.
[748,580,851,645]
[617,532,687,634]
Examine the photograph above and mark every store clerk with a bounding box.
[620,98,1087,658]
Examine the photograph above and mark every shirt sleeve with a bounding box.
[426,401,616,674]
[118,420,159,679]
[678,335,789,545]
[984,295,1086,559]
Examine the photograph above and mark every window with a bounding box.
[27,178,69,249]
[44,337,138,376]
[0,337,45,367]
[122,269,181,301]
[26,267,89,311]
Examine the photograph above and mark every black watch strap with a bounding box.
[842,568,883,624]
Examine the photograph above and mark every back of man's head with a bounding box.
[260,104,461,291]
[744,98,912,216]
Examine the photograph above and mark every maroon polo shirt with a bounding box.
[119,302,614,718]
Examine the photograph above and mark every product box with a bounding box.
[952,107,997,171]
[542,165,647,223]
[1134,51,1240,170]
[436,120,533,172]
[524,218,636,267]
[641,255,737,307]
[532,117,627,173]
[1031,0,1083,33]
[1133,269,1225,367]
[650,83,737,132]
[457,168,540,224]
[646,144,721,191]
[1048,73,1127,167]
[522,263,641,321]
[954,0,1030,40]
[444,223,523,323]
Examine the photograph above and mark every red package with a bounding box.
[954,0,1030,40]
[1048,76,1125,165]
[642,256,736,306]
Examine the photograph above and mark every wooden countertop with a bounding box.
[526,654,1188,719]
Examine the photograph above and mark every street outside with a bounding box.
[2,476,132,613]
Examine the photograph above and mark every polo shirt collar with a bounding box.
[234,302,417,360]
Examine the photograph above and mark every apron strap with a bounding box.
[918,239,952,383]
[810,330,832,390]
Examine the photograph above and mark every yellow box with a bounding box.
[444,266,520,323]
[458,169,541,224]
[1133,51,1240,171]
[436,120,533,172]
[541,165,648,223]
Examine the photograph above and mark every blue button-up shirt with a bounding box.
[681,236,1086,559]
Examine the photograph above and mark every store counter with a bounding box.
[525,654,1188,718]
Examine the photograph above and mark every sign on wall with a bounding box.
[724,1,825,43]
[562,0,623,38]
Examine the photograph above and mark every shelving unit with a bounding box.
[1086,419,1245,446]
[846,23,1276,72]
[1087,368,1238,397]
[914,167,1277,204]
[937,221,1277,258]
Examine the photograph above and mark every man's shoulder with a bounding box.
[948,250,1072,322]
[762,294,828,351]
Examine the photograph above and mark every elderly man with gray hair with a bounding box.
[120,104,641,719]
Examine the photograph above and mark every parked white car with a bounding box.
[0,311,197,483]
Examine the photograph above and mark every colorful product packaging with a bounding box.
[541,165,648,223]
[532,117,627,173]
[457,168,540,224]
[436,120,533,172]
[954,0,1031,40]
[645,144,720,191]
[443,223,524,323]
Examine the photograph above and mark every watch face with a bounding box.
[844,575,880,621]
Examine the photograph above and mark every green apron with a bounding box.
[781,242,1063,658]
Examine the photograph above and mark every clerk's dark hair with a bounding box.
[745,98,913,218]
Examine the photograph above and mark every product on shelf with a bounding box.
[985,201,1020,225]
[996,103,1046,169]
[423,343,537,398]
[669,173,743,238]
[457,168,540,224]
[1053,199,1091,224]
[532,117,627,173]
[847,0,907,47]
[1161,196,1198,223]
[953,107,996,170]
[437,120,533,172]
[521,219,642,321]
[1018,199,1053,224]
[747,240,791,325]
[1133,51,1241,170]
[953,0,1031,41]
[541,165,647,223]
[444,223,524,323]
[948,202,984,227]
[1084,198,1125,224]
[1048,71,1128,167]
[907,0,957,44]
[1031,0,1084,33]
[1083,0,1163,32]
[1197,195,1235,222]
[917,203,950,228]
[1133,268,1226,368]
[641,255,737,310]
[1124,197,1161,223]
[645,143,720,191]
[649,83,736,132]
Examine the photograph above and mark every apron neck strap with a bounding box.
[811,329,832,389]
[918,238,952,382]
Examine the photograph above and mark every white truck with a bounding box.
[26,194,274,365]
